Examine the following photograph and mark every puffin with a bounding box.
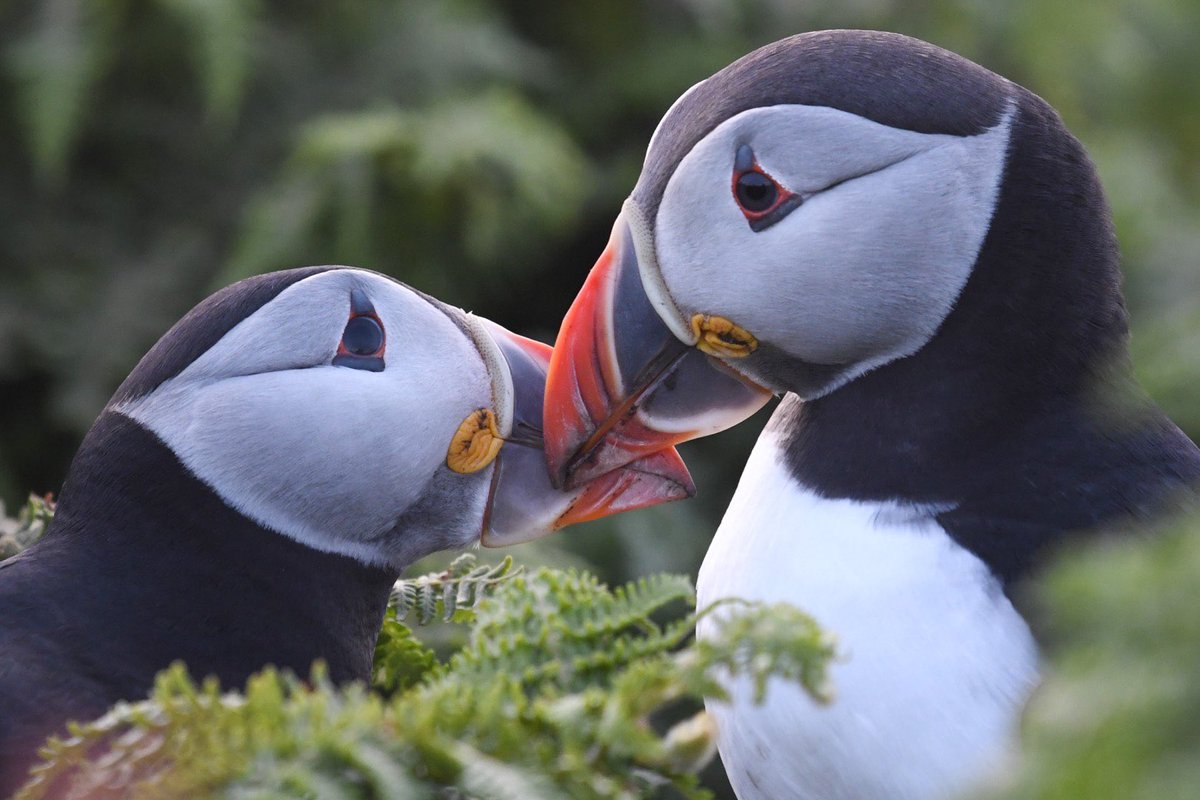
[0,266,691,796]
[541,30,1200,800]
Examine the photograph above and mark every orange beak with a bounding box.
[544,209,771,490]
[476,322,695,548]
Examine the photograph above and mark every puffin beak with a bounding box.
[544,208,772,490]
[477,323,695,548]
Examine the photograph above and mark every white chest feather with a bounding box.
[697,431,1039,800]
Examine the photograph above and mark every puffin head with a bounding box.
[112,267,692,569]
[545,30,1125,488]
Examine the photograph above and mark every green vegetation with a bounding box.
[5,539,834,799]
[8,501,1200,800]
[2,2,1198,797]
[0,494,53,560]
[983,510,1200,800]
[2,1,1198,584]
[7,501,1200,799]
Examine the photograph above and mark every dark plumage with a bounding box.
[0,414,396,795]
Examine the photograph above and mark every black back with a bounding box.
[1,398,395,794]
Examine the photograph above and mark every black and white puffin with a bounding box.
[0,266,691,795]
[541,30,1200,800]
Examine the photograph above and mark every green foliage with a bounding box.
[157,0,260,128]
[4,0,113,187]
[22,666,402,800]
[14,558,835,800]
[3,0,1198,595]
[371,618,438,697]
[0,493,55,559]
[222,89,590,290]
[390,552,519,625]
[982,511,1200,800]
[3,3,1199,798]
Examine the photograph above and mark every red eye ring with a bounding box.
[334,288,386,370]
[336,314,385,358]
[731,145,801,232]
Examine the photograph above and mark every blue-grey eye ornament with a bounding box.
[333,288,386,371]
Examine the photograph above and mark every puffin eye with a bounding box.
[333,288,386,371]
[731,145,801,232]
[735,171,777,212]
[341,316,384,356]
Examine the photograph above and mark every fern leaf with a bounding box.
[372,617,437,696]
[20,567,836,800]
[688,601,838,704]
[452,743,569,800]
[391,555,518,625]
[0,494,56,559]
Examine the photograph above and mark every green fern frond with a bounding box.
[688,601,838,704]
[456,570,695,687]
[371,617,438,697]
[18,562,835,800]
[0,494,56,559]
[19,664,410,800]
[391,553,519,625]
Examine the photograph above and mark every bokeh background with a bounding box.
[0,1,1197,795]
[3,0,1198,575]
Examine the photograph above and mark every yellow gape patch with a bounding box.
[447,408,504,474]
[691,314,758,358]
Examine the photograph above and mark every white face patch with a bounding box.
[653,103,1014,395]
[116,269,495,567]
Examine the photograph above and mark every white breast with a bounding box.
[696,428,1039,800]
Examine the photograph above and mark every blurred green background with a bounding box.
[0,1,1197,796]
[2,0,1198,579]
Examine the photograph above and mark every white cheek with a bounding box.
[124,363,487,563]
[656,104,1011,379]
[189,369,446,536]
[117,269,496,566]
[182,282,346,380]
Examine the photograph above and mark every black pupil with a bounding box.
[736,171,776,213]
[342,316,383,356]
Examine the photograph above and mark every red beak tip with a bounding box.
[551,445,696,529]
